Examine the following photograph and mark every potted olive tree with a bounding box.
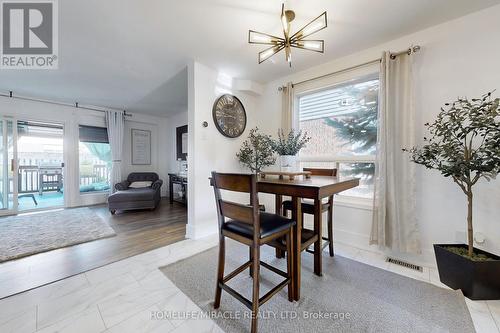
[236,127,276,174]
[405,92,500,300]
[270,129,311,172]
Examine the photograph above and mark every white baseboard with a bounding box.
[334,228,437,268]
[186,221,218,240]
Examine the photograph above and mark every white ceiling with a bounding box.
[1,0,499,116]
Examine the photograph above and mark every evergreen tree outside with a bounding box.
[322,81,378,182]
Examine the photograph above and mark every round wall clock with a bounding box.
[212,94,247,138]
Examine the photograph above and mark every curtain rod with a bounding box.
[280,45,421,90]
[0,91,132,117]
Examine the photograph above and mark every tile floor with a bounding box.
[0,236,498,333]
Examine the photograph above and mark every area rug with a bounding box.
[160,240,475,333]
[0,207,116,262]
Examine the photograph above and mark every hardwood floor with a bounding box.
[0,198,187,299]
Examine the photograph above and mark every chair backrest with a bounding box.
[303,167,337,177]
[210,172,260,236]
[127,172,159,183]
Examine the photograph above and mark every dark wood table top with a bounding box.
[258,175,360,199]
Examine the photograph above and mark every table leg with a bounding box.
[169,178,173,204]
[291,196,302,301]
[275,194,283,215]
[274,195,285,259]
[313,198,323,276]
[327,195,334,257]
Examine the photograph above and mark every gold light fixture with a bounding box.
[248,4,327,66]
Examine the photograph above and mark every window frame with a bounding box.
[293,63,379,203]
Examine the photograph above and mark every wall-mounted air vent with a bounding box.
[386,257,423,272]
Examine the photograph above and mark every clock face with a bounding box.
[212,94,247,138]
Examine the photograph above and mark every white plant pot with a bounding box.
[280,155,297,172]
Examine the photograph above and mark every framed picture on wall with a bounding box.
[131,129,151,165]
[176,125,188,161]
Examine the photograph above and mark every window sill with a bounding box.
[334,196,373,210]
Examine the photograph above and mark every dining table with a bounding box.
[257,175,360,301]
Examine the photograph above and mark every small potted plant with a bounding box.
[405,92,500,300]
[270,129,311,172]
[236,127,276,174]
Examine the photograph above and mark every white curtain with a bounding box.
[105,110,125,193]
[281,82,294,133]
[370,51,420,254]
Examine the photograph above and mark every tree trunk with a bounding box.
[467,190,474,258]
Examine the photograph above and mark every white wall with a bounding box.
[122,115,169,197]
[0,96,170,206]
[256,5,500,265]
[187,61,261,239]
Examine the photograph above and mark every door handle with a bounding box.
[61,162,65,167]
[11,159,14,172]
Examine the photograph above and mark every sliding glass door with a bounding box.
[0,118,17,215]
[16,121,65,211]
[0,118,65,215]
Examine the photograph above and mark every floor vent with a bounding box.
[386,257,423,272]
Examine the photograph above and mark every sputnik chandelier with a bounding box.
[248,4,327,66]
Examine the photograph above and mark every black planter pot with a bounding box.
[434,244,500,300]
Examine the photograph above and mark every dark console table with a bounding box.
[168,173,187,205]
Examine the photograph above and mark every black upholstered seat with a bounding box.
[223,212,295,239]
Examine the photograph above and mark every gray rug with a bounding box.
[160,240,475,333]
[0,207,116,262]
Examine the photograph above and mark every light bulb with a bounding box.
[258,45,282,63]
[302,41,322,50]
[249,31,281,45]
[293,40,324,53]
[302,21,323,36]
[294,12,327,39]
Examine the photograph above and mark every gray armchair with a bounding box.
[108,172,163,214]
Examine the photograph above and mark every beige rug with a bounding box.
[161,240,475,333]
[0,207,116,262]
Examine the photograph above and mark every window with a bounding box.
[78,125,111,193]
[298,75,379,199]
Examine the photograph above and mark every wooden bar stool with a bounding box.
[211,172,295,333]
[281,168,337,257]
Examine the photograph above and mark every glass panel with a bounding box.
[298,75,379,199]
[7,120,14,210]
[292,12,327,40]
[248,30,282,45]
[79,142,111,193]
[0,120,15,211]
[17,121,64,211]
[299,77,379,158]
[300,161,375,199]
[338,162,375,199]
[292,40,324,52]
[0,120,5,209]
[258,45,283,63]
[78,125,109,143]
